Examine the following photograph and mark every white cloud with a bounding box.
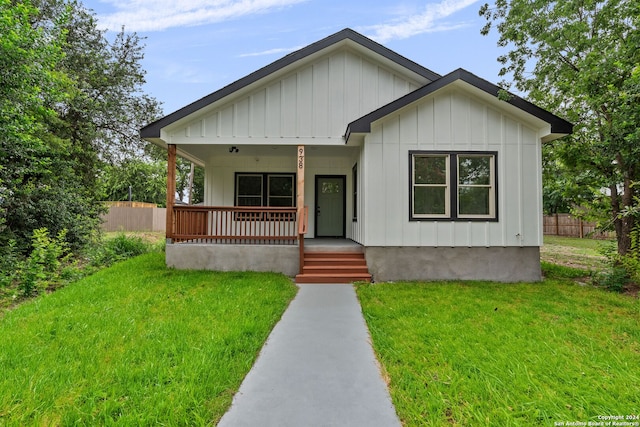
[97,0,307,32]
[365,0,480,42]
[238,45,303,57]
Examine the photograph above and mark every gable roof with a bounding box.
[140,28,441,141]
[345,68,573,143]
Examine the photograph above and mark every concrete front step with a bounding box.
[295,251,372,284]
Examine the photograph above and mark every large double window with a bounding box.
[235,173,295,207]
[410,151,497,221]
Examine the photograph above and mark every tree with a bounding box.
[101,159,166,206]
[34,0,162,184]
[0,0,93,252]
[1,0,162,254]
[176,159,204,205]
[480,0,640,255]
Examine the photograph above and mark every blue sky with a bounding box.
[86,0,504,116]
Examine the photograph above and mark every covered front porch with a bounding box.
[163,144,370,282]
[165,216,370,282]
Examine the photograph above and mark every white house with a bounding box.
[141,28,572,283]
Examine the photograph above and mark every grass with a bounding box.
[0,253,297,425]
[1,234,633,425]
[357,278,640,426]
[541,235,611,271]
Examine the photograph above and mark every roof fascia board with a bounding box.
[346,68,573,140]
[141,28,441,140]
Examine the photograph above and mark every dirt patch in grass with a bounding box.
[541,236,610,271]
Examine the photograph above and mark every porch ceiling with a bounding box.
[177,144,359,163]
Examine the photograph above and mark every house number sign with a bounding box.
[298,147,305,169]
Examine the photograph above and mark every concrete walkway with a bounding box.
[217,284,401,427]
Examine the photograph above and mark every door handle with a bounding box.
[316,206,321,216]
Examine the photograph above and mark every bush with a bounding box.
[0,239,19,289]
[1,231,157,308]
[17,228,71,297]
[594,266,631,293]
[595,224,639,292]
[87,233,150,268]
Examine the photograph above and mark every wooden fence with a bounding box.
[101,203,166,232]
[543,214,613,239]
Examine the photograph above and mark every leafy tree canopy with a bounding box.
[480,0,640,254]
[1,0,162,254]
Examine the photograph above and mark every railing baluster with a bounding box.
[171,206,297,245]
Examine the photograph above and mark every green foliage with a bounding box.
[1,232,161,307]
[101,159,167,206]
[87,233,150,267]
[540,261,590,280]
[594,222,640,292]
[176,159,205,204]
[0,240,19,289]
[17,228,71,297]
[1,0,162,259]
[480,0,640,255]
[0,0,71,252]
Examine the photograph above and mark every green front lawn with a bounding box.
[0,253,297,425]
[357,278,640,426]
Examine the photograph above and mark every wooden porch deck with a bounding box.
[167,205,370,283]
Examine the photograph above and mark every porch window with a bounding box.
[235,173,295,207]
[236,174,263,206]
[267,175,295,207]
[410,151,497,221]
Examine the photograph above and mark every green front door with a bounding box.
[315,176,345,237]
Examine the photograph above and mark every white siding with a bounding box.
[204,146,359,238]
[167,49,424,144]
[359,88,543,248]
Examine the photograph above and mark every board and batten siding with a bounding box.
[166,49,423,145]
[203,146,359,238]
[354,88,543,248]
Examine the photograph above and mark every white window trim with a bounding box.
[456,154,496,220]
[409,151,498,222]
[412,154,450,219]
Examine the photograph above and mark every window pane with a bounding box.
[459,156,491,185]
[268,197,293,207]
[269,176,293,197]
[238,196,262,206]
[414,187,447,215]
[267,175,293,207]
[459,187,490,215]
[238,175,262,196]
[415,156,447,184]
[321,182,341,193]
[237,175,262,206]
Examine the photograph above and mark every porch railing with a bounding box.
[171,206,298,244]
[298,206,309,274]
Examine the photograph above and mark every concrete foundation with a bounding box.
[166,243,299,276]
[365,246,541,283]
[166,243,541,283]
